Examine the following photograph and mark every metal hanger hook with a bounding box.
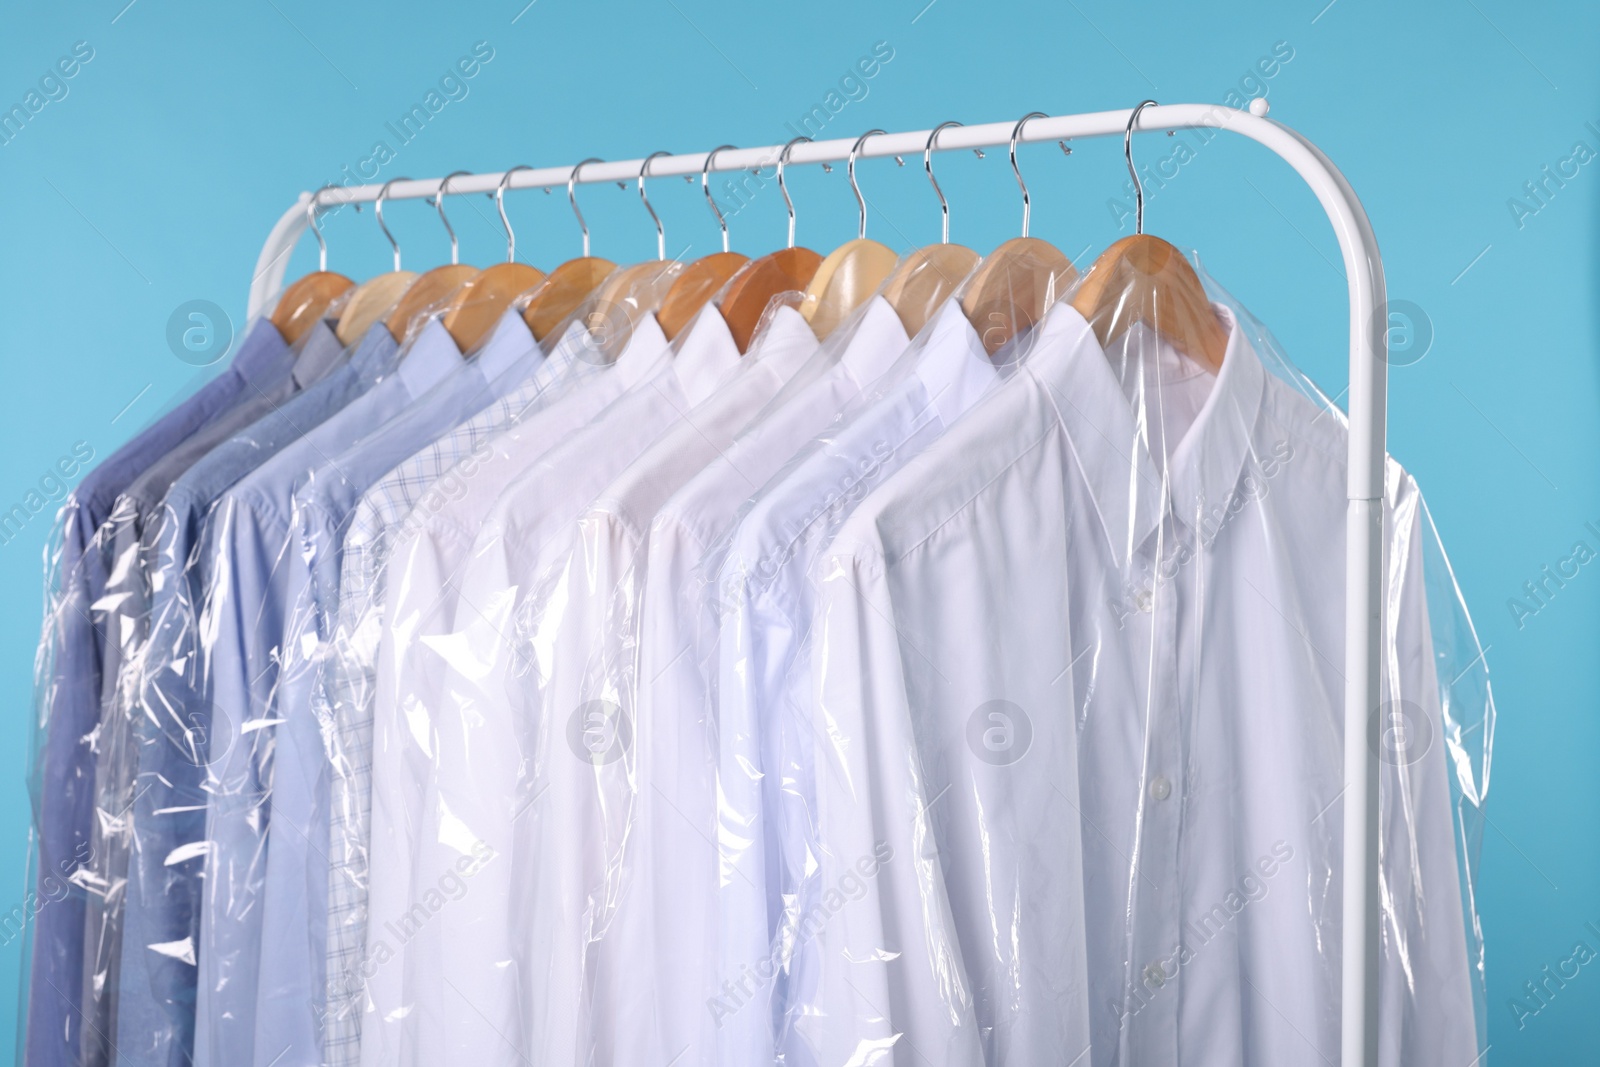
[568,158,603,257]
[1009,111,1048,238]
[848,130,884,240]
[777,136,810,250]
[432,170,472,265]
[375,176,411,272]
[638,151,671,261]
[701,145,736,254]
[307,184,341,272]
[925,120,962,244]
[495,165,533,264]
[1124,100,1158,236]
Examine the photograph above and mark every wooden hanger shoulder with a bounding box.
[586,259,683,359]
[440,262,547,353]
[335,271,417,345]
[657,251,749,342]
[716,247,823,353]
[1070,234,1226,372]
[959,237,1077,356]
[800,238,898,341]
[271,270,355,345]
[879,244,980,338]
[522,256,615,341]
[384,264,479,341]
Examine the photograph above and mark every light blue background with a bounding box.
[0,0,1594,1061]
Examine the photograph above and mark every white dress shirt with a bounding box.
[800,301,1477,1066]
[352,316,670,1067]
[319,316,589,1065]
[359,307,739,1066]
[710,296,1008,1065]
[614,295,909,1067]
[511,306,823,1067]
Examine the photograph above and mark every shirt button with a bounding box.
[1133,586,1154,613]
[1143,961,1166,988]
[1149,775,1172,801]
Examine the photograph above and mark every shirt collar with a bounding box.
[291,318,346,388]
[231,317,294,382]
[833,295,910,385]
[673,305,742,406]
[397,317,464,398]
[746,304,820,380]
[913,298,997,429]
[543,319,589,377]
[349,321,401,377]
[472,308,537,381]
[1041,301,1261,566]
[1167,304,1263,532]
[614,312,669,389]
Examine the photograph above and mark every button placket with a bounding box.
[1123,520,1185,1067]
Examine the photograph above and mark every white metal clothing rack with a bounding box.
[248,101,1389,1067]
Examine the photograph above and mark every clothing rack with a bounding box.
[247,101,1388,1067]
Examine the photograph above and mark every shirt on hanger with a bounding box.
[322,317,666,1066]
[26,317,292,1067]
[390,306,741,1067]
[317,317,589,1067]
[709,295,1002,1065]
[79,319,344,1067]
[1047,309,1472,1067]
[613,294,909,1067]
[512,304,819,1067]
[192,317,463,1067]
[796,301,1101,1066]
[247,309,541,1067]
[799,302,1477,1066]
[112,321,401,1067]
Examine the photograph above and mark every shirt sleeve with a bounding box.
[373,517,524,1065]
[193,491,294,1067]
[799,542,984,1067]
[249,493,341,1066]
[1377,474,1481,1067]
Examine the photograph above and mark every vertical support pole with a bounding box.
[1343,498,1384,1067]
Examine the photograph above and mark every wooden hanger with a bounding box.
[716,248,822,352]
[331,179,418,344]
[658,145,749,341]
[583,259,684,360]
[336,271,416,345]
[659,253,746,341]
[878,244,979,338]
[524,258,615,340]
[1071,235,1225,372]
[799,130,898,340]
[716,137,824,353]
[1070,102,1226,372]
[520,161,616,341]
[439,167,547,352]
[271,190,354,345]
[877,121,982,339]
[959,113,1079,357]
[385,265,478,341]
[572,152,691,360]
[376,173,483,343]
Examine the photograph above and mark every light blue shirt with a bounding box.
[80,319,341,1067]
[25,317,292,1067]
[193,320,465,1067]
[114,321,400,1067]
[251,310,539,1066]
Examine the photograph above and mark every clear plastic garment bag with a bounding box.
[789,260,1490,1066]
